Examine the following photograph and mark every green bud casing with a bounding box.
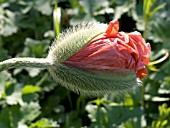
[47,22,141,97]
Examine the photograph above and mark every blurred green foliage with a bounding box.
[0,0,170,128]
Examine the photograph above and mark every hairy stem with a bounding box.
[0,58,53,72]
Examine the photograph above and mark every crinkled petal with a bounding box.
[65,19,151,79]
[105,19,119,37]
[128,31,151,76]
[136,68,148,79]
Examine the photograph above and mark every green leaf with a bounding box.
[147,19,170,44]
[1,10,18,36]
[114,0,136,19]
[79,0,107,16]
[20,102,41,123]
[158,77,170,94]
[5,92,23,105]
[35,0,52,16]
[148,65,159,72]
[4,83,23,105]
[19,38,50,58]
[150,3,166,17]
[29,118,59,128]
[123,94,134,106]
[0,49,8,61]
[0,102,41,128]
[131,0,145,31]
[86,103,144,127]
[22,93,39,103]
[22,85,41,95]
[152,104,170,128]
[0,105,20,128]
[0,71,16,99]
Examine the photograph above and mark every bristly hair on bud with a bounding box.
[49,64,142,97]
[47,21,142,97]
[47,21,107,63]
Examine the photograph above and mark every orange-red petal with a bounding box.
[64,19,151,79]
[136,68,148,79]
[105,19,119,37]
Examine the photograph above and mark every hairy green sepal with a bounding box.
[48,22,107,62]
[49,64,141,97]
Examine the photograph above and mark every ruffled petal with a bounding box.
[136,68,148,79]
[128,32,151,65]
[65,19,151,79]
[105,19,119,37]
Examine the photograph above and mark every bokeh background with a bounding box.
[0,0,170,128]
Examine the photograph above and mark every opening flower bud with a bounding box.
[48,19,151,97]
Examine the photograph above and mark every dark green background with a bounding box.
[0,0,170,128]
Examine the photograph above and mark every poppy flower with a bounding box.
[47,19,151,96]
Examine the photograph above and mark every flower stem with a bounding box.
[148,50,169,66]
[0,58,53,72]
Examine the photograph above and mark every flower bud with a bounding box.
[47,19,151,97]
